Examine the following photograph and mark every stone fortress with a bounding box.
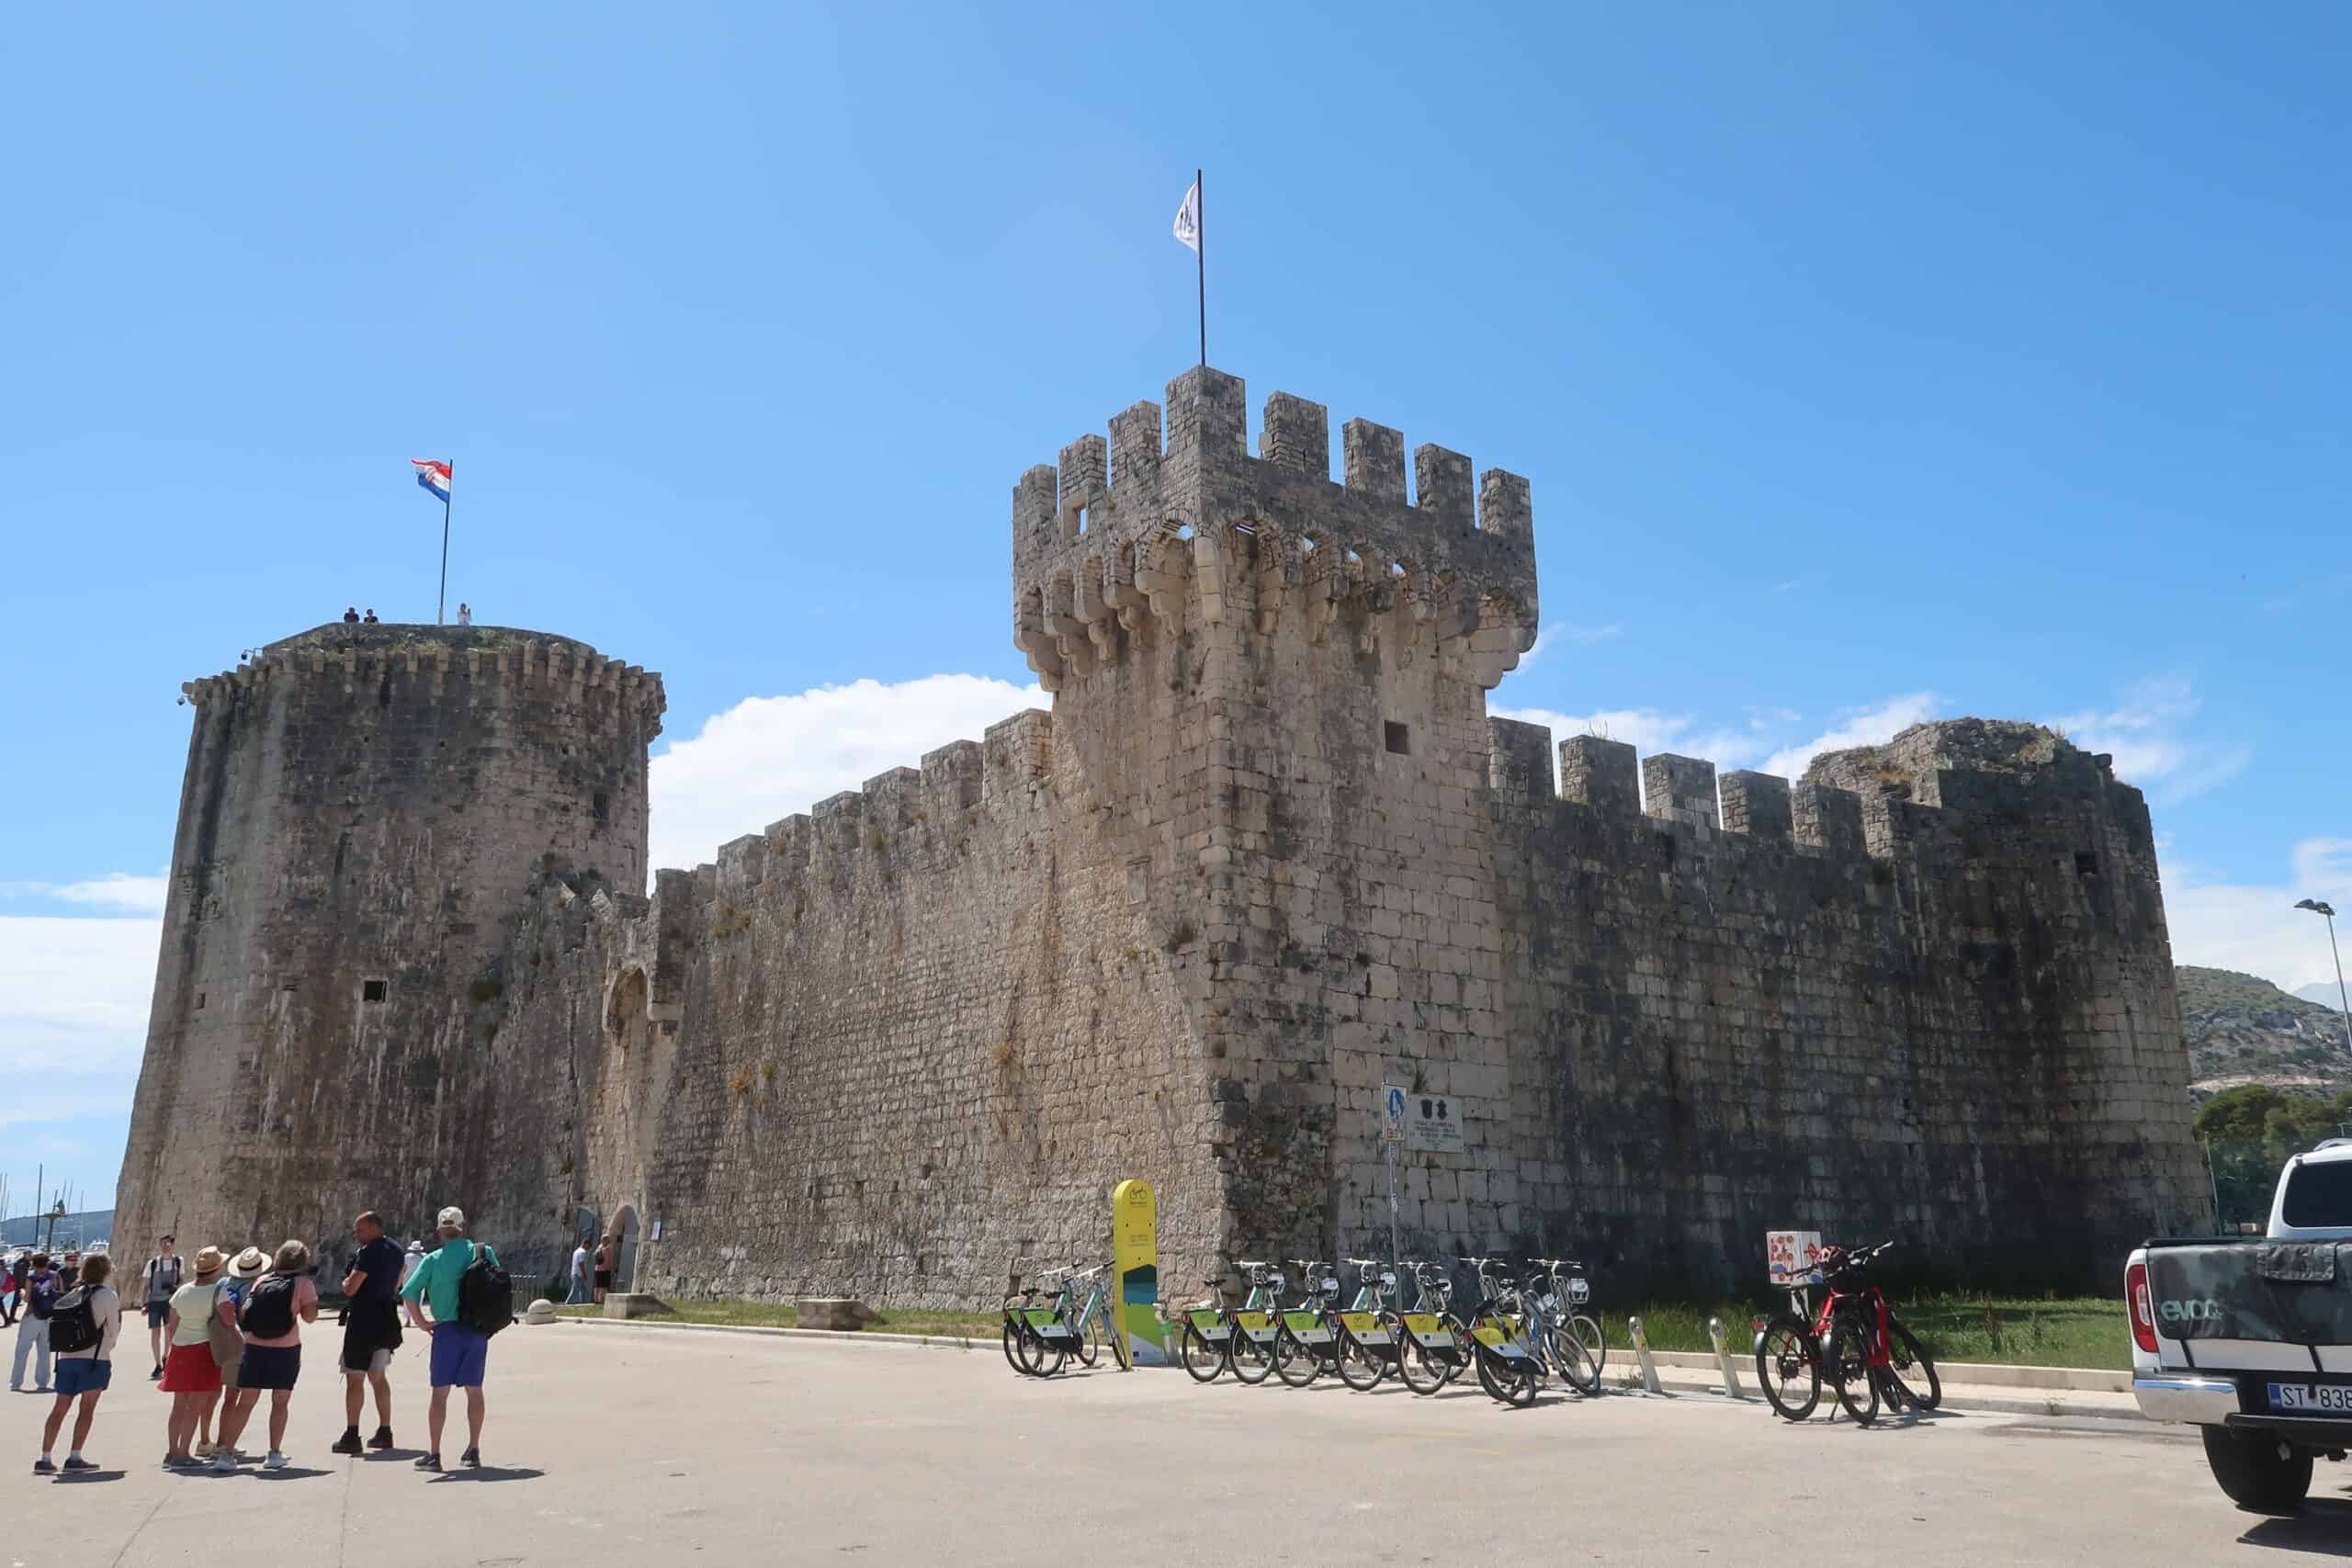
[115,366,2206,1303]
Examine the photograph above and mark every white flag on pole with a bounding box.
[1172,177,1201,253]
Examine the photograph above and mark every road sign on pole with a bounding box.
[1379,1085,1408,1265]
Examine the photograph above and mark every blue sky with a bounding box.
[3,2,2346,1217]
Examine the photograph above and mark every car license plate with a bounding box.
[2270,1382,2352,1413]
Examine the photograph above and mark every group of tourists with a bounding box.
[20,1205,505,1478]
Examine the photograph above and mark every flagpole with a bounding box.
[437,462,452,626]
[1195,167,1205,368]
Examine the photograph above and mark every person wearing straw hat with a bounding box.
[159,1247,234,1468]
[199,1247,268,1461]
[211,1241,317,1473]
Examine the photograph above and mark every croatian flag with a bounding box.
[410,458,452,502]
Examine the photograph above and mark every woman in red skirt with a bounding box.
[159,1247,234,1468]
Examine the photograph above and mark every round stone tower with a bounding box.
[112,622,663,1266]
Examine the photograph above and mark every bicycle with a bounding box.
[1271,1259,1350,1388]
[1394,1260,1473,1394]
[1753,1240,1940,1424]
[1460,1257,1552,1407]
[1043,1263,1130,1373]
[1332,1258,1410,1391]
[1001,1282,1069,1378]
[1177,1261,1283,1385]
[1528,1258,1606,1395]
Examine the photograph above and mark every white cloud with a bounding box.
[0,873,170,916]
[1761,693,1943,781]
[2167,838,2352,995]
[0,916,159,1122]
[649,673,1046,877]
[1522,621,1621,664]
[2050,675,2250,804]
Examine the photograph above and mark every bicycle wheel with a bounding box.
[1476,1344,1539,1407]
[1396,1323,1447,1395]
[1272,1322,1321,1387]
[1001,1318,1037,1376]
[1070,1308,1102,1369]
[1753,1314,1819,1421]
[1229,1322,1275,1385]
[1438,1312,1472,1384]
[1826,1320,1878,1426]
[1179,1321,1226,1383]
[1885,1319,1940,1412]
[1548,1317,1603,1395]
[1334,1326,1384,1391]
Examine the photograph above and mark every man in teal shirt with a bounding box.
[399,1205,495,1472]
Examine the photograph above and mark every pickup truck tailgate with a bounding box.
[2150,1241,2352,1370]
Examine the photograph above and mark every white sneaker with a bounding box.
[209,1453,235,1473]
[262,1451,288,1471]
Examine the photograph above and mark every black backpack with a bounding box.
[240,1272,300,1338]
[49,1284,105,1354]
[455,1244,513,1338]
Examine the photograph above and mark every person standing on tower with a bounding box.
[457,602,472,626]
[343,606,360,624]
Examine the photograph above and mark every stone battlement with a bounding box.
[183,622,666,737]
[1497,720,2152,865]
[118,365,2201,1307]
[1013,367,1538,693]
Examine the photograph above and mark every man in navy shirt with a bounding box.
[330,1212,405,1455]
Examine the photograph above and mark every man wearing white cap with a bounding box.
[399,1206,498,1472]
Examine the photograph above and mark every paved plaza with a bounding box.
[0,1323,2335,1564]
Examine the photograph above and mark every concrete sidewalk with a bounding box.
[567,1314,2154,1424]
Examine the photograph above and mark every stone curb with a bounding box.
[1645,1347,2128,1394]
[1631,1364,2151,1424]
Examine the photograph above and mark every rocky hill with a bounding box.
[2177,966,2352,1097]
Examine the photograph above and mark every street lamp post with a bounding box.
[2298,899,2352,1055]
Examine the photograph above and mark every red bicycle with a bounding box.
[1753,1240,1942,1425]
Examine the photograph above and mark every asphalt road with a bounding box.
[0,1323,2335,1565]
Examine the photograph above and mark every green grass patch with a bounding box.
[555,1300,1000,1338]
[1612,1292,2130,1371]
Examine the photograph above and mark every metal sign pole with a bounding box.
[1385,1140,1400,1269]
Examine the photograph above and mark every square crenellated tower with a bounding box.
[1012,366,1538,701]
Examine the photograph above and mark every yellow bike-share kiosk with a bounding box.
[1112,1179,1166,1367]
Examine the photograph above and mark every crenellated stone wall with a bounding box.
[122,365,2205,1302]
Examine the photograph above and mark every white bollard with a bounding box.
[1627,1314,1665,1395]
[1708,1315,1747,1399]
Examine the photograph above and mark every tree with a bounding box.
[2192,1085,2352,1231]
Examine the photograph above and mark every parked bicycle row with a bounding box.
[1001,1238,1946,1428]
[1001,1256,1608,1407]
